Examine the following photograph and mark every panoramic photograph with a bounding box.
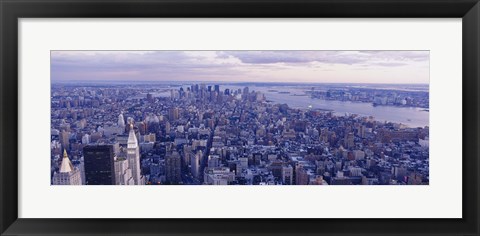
[50,50,429,185]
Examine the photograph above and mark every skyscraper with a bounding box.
[346,132,355,149]
[165,151,181,184]
[359,125,366,138]
[282,165,293,185]
[127,123,142,185]
[114,156,134,185]
[59,130,70,151]
[118,112,126,129]
[191,150,201,179]
[242,87,249,100]
[165,121,171,134]
[168,107,180,121]
[295,164,309,185]
[52,150,82,185]
[83,145,115,185]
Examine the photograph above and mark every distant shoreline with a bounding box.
[51,80,430,87]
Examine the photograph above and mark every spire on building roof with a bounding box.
[59,149,74,173]
[127,123,138,148]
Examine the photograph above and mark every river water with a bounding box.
[227,85,429,128]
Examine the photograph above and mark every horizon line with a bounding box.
[51,80,429,85]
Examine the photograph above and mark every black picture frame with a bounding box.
[1,0,479,235]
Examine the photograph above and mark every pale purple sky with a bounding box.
[51,50,429,84]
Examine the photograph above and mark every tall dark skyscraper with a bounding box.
[83,144,115,185]
[165,151,181,184]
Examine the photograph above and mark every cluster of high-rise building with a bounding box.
[51,82,429,185]
[310,86,429,108]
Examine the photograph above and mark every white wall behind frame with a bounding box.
[19,18,462,218]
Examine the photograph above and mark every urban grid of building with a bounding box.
[51,82,429,185]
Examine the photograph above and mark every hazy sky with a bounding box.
[51,50,429,84]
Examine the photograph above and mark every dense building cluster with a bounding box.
[310,86,429,108]
[51,83,429,185]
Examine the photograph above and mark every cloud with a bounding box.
[221,51,366,65]
[51,50,429,83]
[51,51,245,81]
[373,62,408,67]
[359,50,429,62]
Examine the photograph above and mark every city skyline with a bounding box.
[51,82,429,185]
[51,50,429,185]
[51,50,429,84]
